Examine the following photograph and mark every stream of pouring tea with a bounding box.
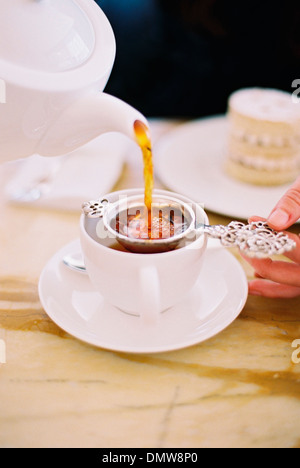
[134,120,153,212]
[116,120,187,241]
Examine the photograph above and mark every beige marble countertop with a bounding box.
[0,121,300,448]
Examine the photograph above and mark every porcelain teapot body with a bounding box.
[0,0,146,162]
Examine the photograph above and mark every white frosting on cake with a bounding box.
[229,88,300,123]
[231,129,299,148]
[228,152,300,171]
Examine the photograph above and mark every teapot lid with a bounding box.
[0,0,97,73]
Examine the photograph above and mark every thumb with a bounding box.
[267,176,300,230]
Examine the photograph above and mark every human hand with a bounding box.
[267,175,300,231]
[244,176,300,298]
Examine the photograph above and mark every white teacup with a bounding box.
[80,189,208,324]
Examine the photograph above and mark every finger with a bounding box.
[254,272,265,279]
[282,232,300,263]
[248,216,267,224]
[242,256,300,288]
[249,279,300,298]
[267,176,300,230]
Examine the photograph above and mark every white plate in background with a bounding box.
[4,133,129,212]
[154,116,296,221]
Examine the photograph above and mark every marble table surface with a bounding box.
[0,120,300,448]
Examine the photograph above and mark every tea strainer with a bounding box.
[82,193,296,257]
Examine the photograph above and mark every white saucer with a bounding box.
[38,240,248,354]
[4,133,128,211]
[154,116,296,221]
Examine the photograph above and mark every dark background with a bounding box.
[96,0,300,118]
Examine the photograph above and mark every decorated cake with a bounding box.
[225,88,300,185]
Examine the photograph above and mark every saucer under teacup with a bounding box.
[38,239,248,354]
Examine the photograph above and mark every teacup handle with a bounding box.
[139,266,160,325]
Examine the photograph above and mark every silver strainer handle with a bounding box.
[82,199,110,219]
[200,221,296,258]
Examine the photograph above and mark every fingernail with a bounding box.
[268,209,290,229]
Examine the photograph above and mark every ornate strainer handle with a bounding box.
[201,221,296,258]
[82,199,110,219]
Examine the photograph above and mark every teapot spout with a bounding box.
[37,93,149,157]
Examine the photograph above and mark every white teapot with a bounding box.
[0,0,148,162]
